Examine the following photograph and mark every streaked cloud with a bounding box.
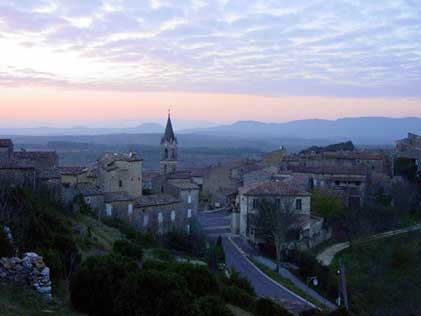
[0,0,420,97]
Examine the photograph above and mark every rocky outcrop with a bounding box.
[0,252,52,298]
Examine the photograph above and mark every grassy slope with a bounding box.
[335,230,421,316]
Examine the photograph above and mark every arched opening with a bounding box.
[164,148,169,159]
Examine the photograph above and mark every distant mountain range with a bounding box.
[0,123,164,136]
[1,117,420,146]
[181,117,421,144]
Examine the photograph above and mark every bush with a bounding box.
[151,248,174,261]
[70,254,138,316]
[329,308,352,316]
[114,269,198,316]
[255,298,292,316]
[221,285,256,311]
[0,228,14,257]
[300,308,324,316]
[170,263,220,298]
[113,240,143,261]
[196,295,234,316]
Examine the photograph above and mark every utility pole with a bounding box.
[337,258,350,310]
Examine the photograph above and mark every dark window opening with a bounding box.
[295,199,302,211]
[275,199,281,209]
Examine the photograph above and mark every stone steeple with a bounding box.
[160,111,178,174]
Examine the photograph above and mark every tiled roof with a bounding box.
[288,164,368,176]
[60,166,87,176]
[322,152,384,160]
[168,179,199,190]
[0,160,34,170]
[104,191,135,202]
[134,194,180,208]
[99,152,142,171]
[37,168,61,179]
[77,183,103,196]
[14,151,58,161]
[241,179,311,196]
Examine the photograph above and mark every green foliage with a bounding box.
[300,141,355,155]
[101,217,155,247]
[337,230,421,316]
[196,295,234,316]
[394,157,417,181]
[328,308,352,316]
[170,263,220,298]
[311,189,343,220]
[70,254,138,316]
[0,187,81,279]
[114,269,198,316]
[163,230,206,255]
[300,308,324,316]
[112,240,144,261]
[0,228,14,257]
[221,285,256,311]
[255,298,292,316]
[222,271,255,296]
[151,248,174,261]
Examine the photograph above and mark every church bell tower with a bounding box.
[160,111,178,174]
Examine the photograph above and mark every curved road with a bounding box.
[199,210,315,313]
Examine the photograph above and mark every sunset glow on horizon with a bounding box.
[1,0,421,126]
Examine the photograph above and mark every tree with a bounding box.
[251,199,298,271]
[311,189,343,220]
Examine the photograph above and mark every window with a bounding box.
[187,209,192,218]
[105,204,113,217]
[252,198,259,208]
[164,148,169,159]
[128,204,133,216]
[187,195,192,204]
[143,215,149,227]
[171,210,176,222]
[186,224,191,234]
[295,199,302,211]
[119,180,123,188]
[158,212,163,224]
[164,165,167,173]
[84,197,91,205]
[161,186,164,193]
[275,199,280,209]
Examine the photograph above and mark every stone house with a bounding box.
[395,132,421,174]
[60,166,96,186]
[131,194,191,234]
[103,191,135,220]
[202,159,260,208]
[283,165,368,208]
[97,152,143,198]
[0,140,61,198]
[234,179,329,250]
[76,182,105,212]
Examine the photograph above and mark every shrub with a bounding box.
[227,271,255,296]
[300,308,324,316]
[328,308,352,316]
[196,295,234,316]
[151,248,174,261]
[114,269,198,316]
[113,240,143,261]
[70,254,138,316]
[0,228,14,257]
[221,285,256,311]
[255,298,292,316]
[170,263,220,298]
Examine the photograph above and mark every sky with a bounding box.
[0,0,421,127]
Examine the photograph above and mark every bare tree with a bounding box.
[251,198,298,271]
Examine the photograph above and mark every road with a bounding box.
[317,223,421,266]
[199,210,315,313]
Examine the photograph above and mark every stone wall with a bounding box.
[0,252,52,298]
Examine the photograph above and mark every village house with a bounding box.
[201,159,260,208]
[396,132,421,174]
[0,139,61,199]
[233,178,329,251]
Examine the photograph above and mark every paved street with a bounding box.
[199,210,315,313]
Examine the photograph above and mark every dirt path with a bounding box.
[316,223,421,266]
